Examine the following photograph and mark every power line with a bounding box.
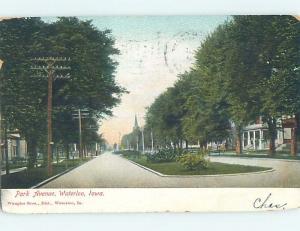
[31,56,71,177]
[72,109,91,159]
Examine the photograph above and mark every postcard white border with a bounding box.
[1,188,299,213]
[0,0,299,16]
[1,5,300,231]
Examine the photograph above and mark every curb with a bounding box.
[126,158,166,177]
[210,155,300,163]
[31,157,96,189]
[123,156,275,178]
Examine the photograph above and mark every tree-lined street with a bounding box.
[0,17,125,179]
[1,16,299,188]
[138,16,299,156]
[42,152,300,188]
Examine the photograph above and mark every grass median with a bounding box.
[124,155,271,176]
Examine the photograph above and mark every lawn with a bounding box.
[125,156,271,175]
[1,158,92,189]
[214,152,300,160]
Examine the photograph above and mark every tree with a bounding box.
[144,69,230,150]
[0,18,48,167]
[145,88,183,149]
[193,16,299,155]
[228,16,299,155]
[0,17,126,167]
[192,23,249,154]
[181,70,230,149]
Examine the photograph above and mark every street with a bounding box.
[42,152,300,188]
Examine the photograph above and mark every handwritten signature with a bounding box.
[253,193,287,210]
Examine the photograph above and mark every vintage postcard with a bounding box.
[0,15,299,213]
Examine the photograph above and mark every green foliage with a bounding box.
[145,89,181,146]
[1,158,91,189]
[144,15,299,156]
[130,156,270,175]
[121,128,143,151]
[177,150,210,170]
[146,148,183,163]
[0,17,126,166]
[114,150,141,158]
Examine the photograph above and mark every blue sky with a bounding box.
[87,16,228,143]
[45,16,229,143]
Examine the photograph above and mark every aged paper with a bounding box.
[1,15,299,213]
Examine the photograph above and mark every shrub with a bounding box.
[114,150,141,158]
[146,148,183,163]
[177,150,209,170]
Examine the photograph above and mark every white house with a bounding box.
[1,133,27,161]
[242,116,294,151]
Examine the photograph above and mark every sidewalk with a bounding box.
[1,159,64,176]
[1,167,27,176]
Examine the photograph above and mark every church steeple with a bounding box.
[133,114,139,130]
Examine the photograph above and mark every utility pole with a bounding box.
[78,109,82,158]
[72,109,89,159]
[31,57,71,176]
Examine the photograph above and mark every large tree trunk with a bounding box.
[185,140,188,149]
[235,127,242,155]
[291,127,297,156]
[84,145,88,157]
[27,138,37,169]
[200,141,207,151]
[174,142,177,150]
[269,137,276,155]
[179,139,183,149]
[290,113,299,156]
[267,118,277,156]
[56,146,59,164]
[296,112,300,138]
[3,123,9,174]
[65,143,70,160]
[199,141,204,149]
